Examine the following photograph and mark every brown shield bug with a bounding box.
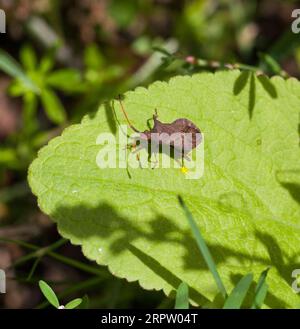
[117,96,202,168]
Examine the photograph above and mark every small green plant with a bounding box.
[177,196,269,309]
[0,47,83,172]
[39,280,83,309]
[0,46,82,130]
[175,282,189,309]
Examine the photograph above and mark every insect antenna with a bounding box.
[118,95,140,133]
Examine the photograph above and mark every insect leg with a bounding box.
[123,141,136,152]
[151,152,159,169]
[131,146,143,154]
[184,153,191,161]
[136,152,143,168]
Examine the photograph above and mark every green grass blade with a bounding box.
[0,238,107,278]
[252,284,268,309]
[259,52,281,75]
[178,196,227,299]
[175,282,189,309]
[27,257,42,281]
[11,238,67,268]
[39,280,60,308]
[78,295,90,309]
[36,277,103,309]
[223,273,253,309]
[0,50,38,92]
[65,298,83,309]
[251,267,270,309]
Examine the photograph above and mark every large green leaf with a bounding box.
[28,70,300,308]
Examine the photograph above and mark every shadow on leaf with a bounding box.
[128,244,208,305]
[104,101,117,135]
[50,200,297,308]
[280,182,300,205]
[276,169,300,205]
[254,231,300,308]
[233,71,277,119]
